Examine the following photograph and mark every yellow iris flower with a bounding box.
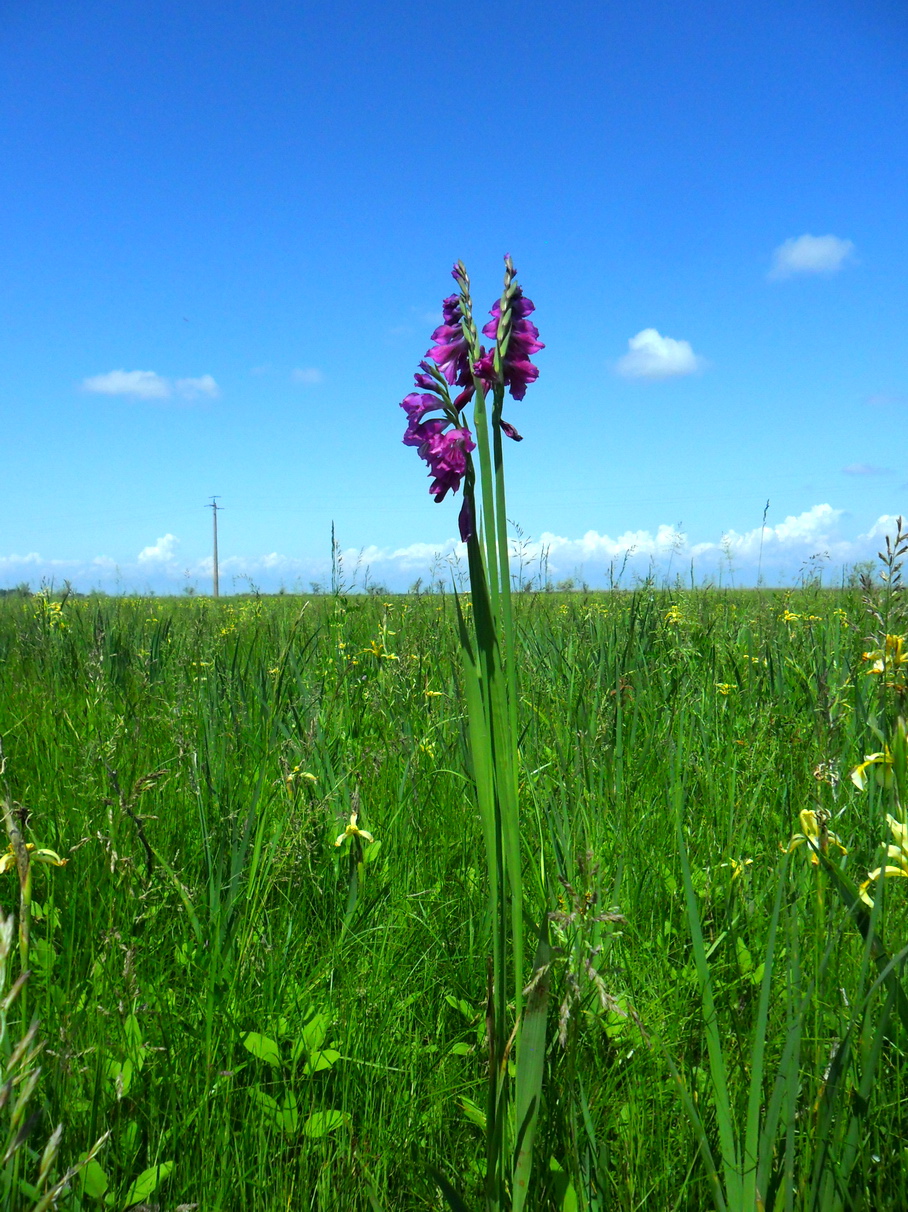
[334,812,375,848]
[851,747,895,791]
[0,842,67,874]
[862,634,908,675]
[783,809,847,866]
[860,814,908,905]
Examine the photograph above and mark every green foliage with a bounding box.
[0,587,905,1208]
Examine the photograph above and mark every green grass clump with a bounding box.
[0,585,906,1209]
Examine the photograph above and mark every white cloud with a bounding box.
[138,534,179,564]
[9,506,908,594]
[82,369,171,399]
[842,463,893,476]
[615,329,705,381]
[82,369,219,402]
[291,367,324,386]
[768,234,855,280]
[175,374,220,400]
[863,514,905,540]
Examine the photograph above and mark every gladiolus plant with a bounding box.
[400,257,547,1212]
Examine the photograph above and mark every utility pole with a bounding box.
[209,496,221,598]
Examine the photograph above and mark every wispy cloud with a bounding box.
[137,534,179,564]
[768,234,855,280]
[175,375,219,400]
[291,367,324,386]
[82,369,171,399]
[842,463,894,476]
[82,369,220,402]
[865,392,908,408]
[615,328,705,381]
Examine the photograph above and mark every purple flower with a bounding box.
[458,496,474,542]
[425,427,473,498]
[402,414,446,448]
[499,420,523,442]
[400,392,438,427]
[452,384,475,411]
[478,287,544,401]
[426,295,472,387]
[420,426,475,502]
[400,387,475,502]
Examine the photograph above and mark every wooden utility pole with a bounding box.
[209,496,221,597]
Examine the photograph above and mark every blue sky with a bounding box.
[2,0,906,592]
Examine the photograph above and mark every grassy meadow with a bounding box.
[1,582,907,1210]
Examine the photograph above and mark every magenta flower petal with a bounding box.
[402,415,446,448]
[458,496,474,542]
[424,427,475,501]
[426,296,472,386]
[481,286,544,400]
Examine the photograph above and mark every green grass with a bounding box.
[1,585,907,1210]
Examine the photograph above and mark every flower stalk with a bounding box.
[400,258,545,1211]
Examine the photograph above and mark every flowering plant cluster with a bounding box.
[400,256,543,534]
[397,259,546,1211]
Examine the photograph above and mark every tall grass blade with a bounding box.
[676,806,741,1206]
[742,858,787,1209]
[512,922,552,1212]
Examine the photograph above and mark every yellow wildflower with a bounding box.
[862,635,908,676]
[851,747,894,791]
[285,766,317,792]
[363,639,398,660]
[335,811,375,848]
[720,857,753,879]
[0,843,67,874]
[860,815,908,905]
[782,809,847,866]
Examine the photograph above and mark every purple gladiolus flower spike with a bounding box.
[426,295,473,387]
[477,284,544,401]
[401,258,539,508]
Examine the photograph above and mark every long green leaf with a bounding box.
[512,923,552,1212]
[428,1166,476,1212]
[742,858,786,1209]
[677,810,741,1205]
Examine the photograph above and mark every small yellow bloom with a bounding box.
[285,766,317,792]
[715,683,735,696]
[362,639,398,660]
[865,635,908,675]
[851,747,894,791]
[335,811,375,848]
[860,814,908,905]
[721,857,753,879]
[0,843,68,874]
[783,809,847,866]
